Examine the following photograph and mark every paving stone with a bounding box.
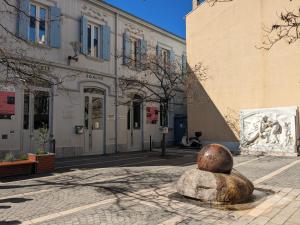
[0,154,300,225]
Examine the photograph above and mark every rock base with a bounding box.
[177,168,254,204]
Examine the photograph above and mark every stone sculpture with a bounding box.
[177,144,254,204]
[240,106,298,156]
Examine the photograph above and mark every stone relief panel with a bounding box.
[240,107,298,154]
[81,4,107,22]
[124,23,144,38]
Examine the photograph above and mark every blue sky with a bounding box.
[104,0,192,39]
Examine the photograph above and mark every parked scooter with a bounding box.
[180,132,202,149]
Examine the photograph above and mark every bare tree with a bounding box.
[205,0,233,7]
[259,8,300,50]
[119,47,206,156]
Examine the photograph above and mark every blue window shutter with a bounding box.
[137,39,142,68]
[80,16,88,54]
[156,44,162,72]
[169,50,175,64]
[49,6,61,48]
[156,44,162,59]
[123,32,130,64]
[100,25,111,61]
[182,54,187,74]
[140,39,147,69]
[17,0,30,40]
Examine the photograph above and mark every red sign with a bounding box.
[146,107,158,124]
[0,91,15,116]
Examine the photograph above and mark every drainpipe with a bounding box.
[114,13,119,154]
[49,84,55,153]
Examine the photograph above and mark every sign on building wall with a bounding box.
[146,107,158,124]
[0,86,16,119]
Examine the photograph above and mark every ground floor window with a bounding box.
[23,92,30,129]
[23,90,49,130]
[34,91,49,129]
[127,95,142,130]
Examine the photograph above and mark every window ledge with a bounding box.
[122,64,144,72]
[27,41,51,49]
[85,55,105,63]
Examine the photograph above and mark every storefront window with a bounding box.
[23,93,29,129]
[34,91,49,129]
[133,95,142,129]
[91,97,103,130]
[84,96,89,129]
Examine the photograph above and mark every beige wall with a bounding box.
[186,0,300,144]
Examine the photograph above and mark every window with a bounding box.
[133,95,142,129]
[130,38,139,67]
[133,101,141,129]
[29,3,48,44]
[23,91,49,130]
[23,92,29,129]
[161,48,170,74]
[87,23,99,58]
[34,91,49,129]
[127,109,131,130]
[84,96,89,129]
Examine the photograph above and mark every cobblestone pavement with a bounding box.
[0,150,299,225]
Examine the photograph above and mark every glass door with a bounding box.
[22,90,49,153]
[83,88,104,155]
[127,95,143,151]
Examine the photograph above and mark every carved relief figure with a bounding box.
[243,116,282,146]
[284,122,293,146]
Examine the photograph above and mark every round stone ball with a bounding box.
[197,144,233,174]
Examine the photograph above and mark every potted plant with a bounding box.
[28,126,55,174]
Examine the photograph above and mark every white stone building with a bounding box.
[0,0,187,158]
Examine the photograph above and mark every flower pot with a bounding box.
[28,153,55,174]
[0,160,36,178]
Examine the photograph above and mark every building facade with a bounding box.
[0,0,187,158]
[187,0,300,151]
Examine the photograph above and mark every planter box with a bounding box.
[0,160,36,178]
[28,153,55,174]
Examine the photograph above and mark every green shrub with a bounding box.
[36,148,46,155]
[18,153,28,160]
[2,152,15,162]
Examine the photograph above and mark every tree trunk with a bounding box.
[161,100,168,156]
[161,133,166,156]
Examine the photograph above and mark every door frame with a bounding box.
[127,94,144,151]
[82,85,106,155]
[21,86,52,153]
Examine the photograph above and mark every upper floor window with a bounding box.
[29,3,48,45]
[161,48,170,71]
[130,37,139,68]
[80,16,111,61]
[123,32,147,68]
[87,23,99,58]
[17,1,61,48]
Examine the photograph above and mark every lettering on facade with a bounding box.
[86,74,103,81]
